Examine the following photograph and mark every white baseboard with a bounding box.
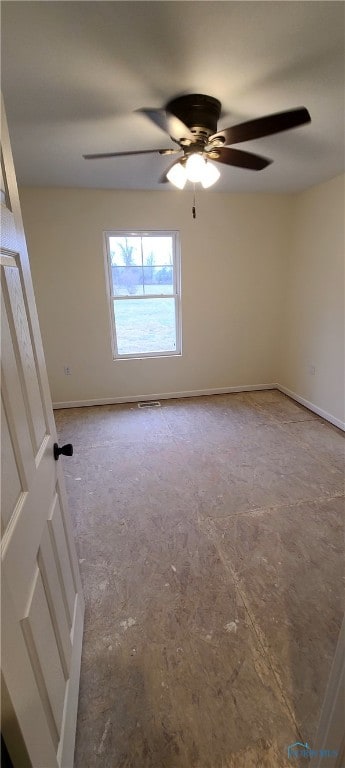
[276,384,345,431]
[53,383,345,431]
[52,383,276,410]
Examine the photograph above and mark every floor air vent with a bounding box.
[138,401,161,408]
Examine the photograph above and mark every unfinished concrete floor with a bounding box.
[55,390,345,768]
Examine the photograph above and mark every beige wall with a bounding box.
[20,187,290,404]
[20,180,344,424]
[280,174,345,425]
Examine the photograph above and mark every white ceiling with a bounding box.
[2,1,344,192]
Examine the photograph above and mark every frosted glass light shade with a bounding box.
[166,155,221,189]
[166,162,187,189]
[185,153,206,182]
[201,161,220,188]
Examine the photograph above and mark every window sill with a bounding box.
[113,352,182,361]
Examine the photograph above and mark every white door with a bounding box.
[1,97,84,767]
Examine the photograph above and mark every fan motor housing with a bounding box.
[166,94,221,141]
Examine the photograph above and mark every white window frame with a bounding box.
[104,230,182,360]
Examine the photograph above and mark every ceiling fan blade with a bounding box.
[210,107,311,146]
[207,147,272,170]
[159,156,183,183]
[83,148,179,159]
[136,108,195,144]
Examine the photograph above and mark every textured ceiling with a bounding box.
[1,1,344,192]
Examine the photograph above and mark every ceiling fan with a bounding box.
[83,93,311,189]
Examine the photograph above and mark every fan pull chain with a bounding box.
[192,185,196,219]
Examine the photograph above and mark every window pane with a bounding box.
[112,265,144,296]
[114,298,177,355]
[109,236,142,266]
[143,265,173,295]
[142,237,173,267]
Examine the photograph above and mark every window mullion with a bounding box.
[113,294,177,301]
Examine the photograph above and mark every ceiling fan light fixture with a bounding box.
[201,160,220,188]
[166,162,187,189]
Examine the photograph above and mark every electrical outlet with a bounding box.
[308,364,316,376]
[64,366,72,375]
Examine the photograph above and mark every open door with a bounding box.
[1,96,84,766]
[310,614,345,768]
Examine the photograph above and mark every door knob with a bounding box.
[54,442,73,461]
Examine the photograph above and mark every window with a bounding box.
[104,231,181,359]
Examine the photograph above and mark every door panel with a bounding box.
[1,97,84,767]
[21,568,67,744]
[49,491,77,628]
[1,397,22,532]
[3,263,46,450]
[1,270,34,486]
[38,527,72,679]
[2,572,59,767]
